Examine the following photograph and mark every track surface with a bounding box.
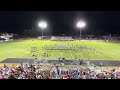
[1,58,120,66]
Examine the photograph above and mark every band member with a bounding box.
[34,58,38,65]
[32,54,35,57]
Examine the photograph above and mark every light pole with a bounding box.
[76,21,86,40]
[80,27,81,40]
[38,21,47,38]
[41,27,43,37]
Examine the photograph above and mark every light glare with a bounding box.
[76,21,86,28]
[38,21,47,29]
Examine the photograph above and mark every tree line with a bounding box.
[22,29,40,37]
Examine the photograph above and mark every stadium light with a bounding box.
[76,21,86,40]
[38,21,47,37]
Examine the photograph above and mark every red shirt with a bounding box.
[11,69,15,74]
[66,74,70,79]
[0,70,3,74]
[1,76,6,79]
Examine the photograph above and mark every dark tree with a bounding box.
[22,29,40,37]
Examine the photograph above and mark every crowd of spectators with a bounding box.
[0,64,120,79]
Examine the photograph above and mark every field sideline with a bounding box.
[0,38,120,61]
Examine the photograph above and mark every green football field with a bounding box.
[0,38,120,61]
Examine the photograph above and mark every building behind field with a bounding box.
[51,36,74,41]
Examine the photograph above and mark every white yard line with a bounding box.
[87,49,98,60]
[25,52,30,53]
[16,49,25,51]
[87,48,103,60]
[81,51,85,60]
[111,52,116,54]
[7,51,13,53]
[77,53,81,59]
[13,53,18,55]
[60,51,63,57]
[93,50,104,60]
[77,49,82,59]
[95,52,102,58]
[69,50,73,59]
[87,51,92,60]
[45,50,47,60]
[50,51,54,59]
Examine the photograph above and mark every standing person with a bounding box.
[82,59,83,63]
[51,71,56,79]
[73,71,79,79]
[8,73,16,79]
[87,61,90,66]
[3,64,6,68]
[34,58,37,65]
[49,65,53,71]
[59,68,62,75]
[5,67,10,75]
[32,54,35,58]
[100,63,103,67]
[25,64,28,69]
[56,65,60,75]
[21,63,23,69]
[79,59,83,65]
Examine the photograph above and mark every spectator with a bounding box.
[0,63,120,79]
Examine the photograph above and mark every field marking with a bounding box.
[25,52,30,53]
[50,51,54,59]
[77,50,82,59]
[60,51,63,57]
[94,49,108,60]
[112,53,117,54]
[90,48,104,60]
[45,49,47,60]
[95,52,103,59]
[78,48,86,60]
[69,50,73,59]
[77,53,82,59]
[81,50,86,60]
[87,49,97,60]
[7,51,13,53]
[12,53,18,55]
[18,49,25,51]
[87,51,94,60]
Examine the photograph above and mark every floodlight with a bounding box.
[76,20,86,40]
[76,21,86,28]
[38,21,48,37]
[38,21,47,29]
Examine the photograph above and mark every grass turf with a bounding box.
[0,39,120,61]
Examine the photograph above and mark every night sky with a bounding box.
[0,11,120,36]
